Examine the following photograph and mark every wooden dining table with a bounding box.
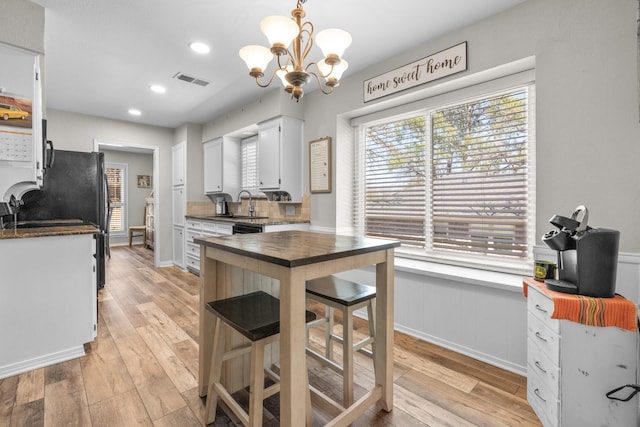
[195,230,400,426]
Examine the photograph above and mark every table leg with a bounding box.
[198,252,219,397]
[375,249,395,411]
[278,268,308,427]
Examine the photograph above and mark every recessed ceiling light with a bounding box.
[189,41,210,54]
[128,109,142,116]
[149,84,166,94]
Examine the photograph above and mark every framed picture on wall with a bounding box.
[137,175,151,188]
[309,136,331,193]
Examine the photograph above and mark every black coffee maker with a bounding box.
[541,205,619,297]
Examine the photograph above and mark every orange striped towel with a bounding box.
[523,278,637,331]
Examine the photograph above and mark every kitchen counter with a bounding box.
[185,214,310,226]
[0,224,100,240]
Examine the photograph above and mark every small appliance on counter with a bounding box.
[541,205,619,297]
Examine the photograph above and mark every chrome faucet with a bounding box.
[237,190,254,217]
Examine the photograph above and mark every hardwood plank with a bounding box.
[88,389,152,427]
[43,376,92,427]
[151,405,201,427]
[9,398,44,427]
[15,369,44,405]
[0,376,18,427]
[79,353,135,405]
[136,325,198,393]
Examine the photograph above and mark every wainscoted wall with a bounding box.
[317,233,640,375]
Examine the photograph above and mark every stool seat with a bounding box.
[206,291,317,341]
[305,275,376,408]
[205,291,315,426]
[306,275,376,306]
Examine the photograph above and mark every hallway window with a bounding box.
[354,85,535,273]
[106,163,127,235]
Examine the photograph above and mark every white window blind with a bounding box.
[241,135,258,191]
[355,85,533,272]
[106,163,127,234]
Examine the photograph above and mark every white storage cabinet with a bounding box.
[203,137,241,196]
[526,281,639,426]
[257,116,304,202]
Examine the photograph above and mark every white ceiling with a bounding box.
[29,0,525,129]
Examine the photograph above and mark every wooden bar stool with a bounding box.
[305,275,376,407]
[205,291,316,427]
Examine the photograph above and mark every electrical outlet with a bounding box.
[286,205,295,216]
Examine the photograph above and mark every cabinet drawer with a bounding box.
[186,220,202,230]
[527,284,559,333]
[527,337,559,399]
[186,230,200,243]
[201,221,218,234]
[528,311,560,364]
[186,255,200,271]
[527,365,559,427]
[186,242,200,257]
[217,224,233,235]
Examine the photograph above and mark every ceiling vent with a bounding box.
[172,72,210,87]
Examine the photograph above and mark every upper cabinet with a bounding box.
[203,137,241,196]
[258,116,303,202]
[172,143,185,187]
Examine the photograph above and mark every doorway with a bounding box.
[94,138,160,268]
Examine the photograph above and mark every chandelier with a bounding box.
[239,0,351,101]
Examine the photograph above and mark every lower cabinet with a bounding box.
[185,219,233,275]
[173,226,184,269]
[526,279,639,426]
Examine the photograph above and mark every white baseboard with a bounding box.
[0,346,86,380]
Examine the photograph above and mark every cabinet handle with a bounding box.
[533,388,546,402]
[534,360,547,373]
[534,304,547,313]
[535,331,547,342]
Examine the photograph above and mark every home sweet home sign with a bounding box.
[363,42,467,102]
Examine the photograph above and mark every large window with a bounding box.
[354,85,534,273]
[106,163,127,235]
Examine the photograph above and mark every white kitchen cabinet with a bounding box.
[185,218,233,274]
[172,186,185,227]
[0,233,96,378]
[257,116,303,202]
[172,142,186,187]
[526,279,639,426]
[173,226,185,269]
[203,137,241,196]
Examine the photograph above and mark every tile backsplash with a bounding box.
[186,194,310,220]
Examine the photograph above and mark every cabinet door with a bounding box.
[173,226,184,268]
[173,186,185,227]
[258,121,281,190]
[204,139,223,193]
[172,142,186,187]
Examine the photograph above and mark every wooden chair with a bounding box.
[128,206,146,247]
[205,291,316,427]
[305,275,376,407]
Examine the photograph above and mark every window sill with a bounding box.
[394,257,525,293]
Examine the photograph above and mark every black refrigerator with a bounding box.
[20,150,109,289]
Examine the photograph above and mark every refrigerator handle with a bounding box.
[45,140,55,169]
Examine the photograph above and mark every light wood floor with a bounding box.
[0,245,541,426]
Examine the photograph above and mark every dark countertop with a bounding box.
[194,230,400,268]
[0,224,100,240]
[185,215,310,226]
